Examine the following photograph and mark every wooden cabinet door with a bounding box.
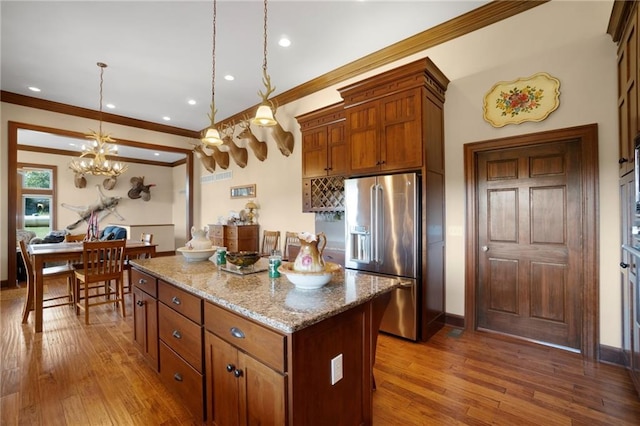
[302,127,329,178]
[617,5,638,176]
[347,102,380,174]
[133,286,158,370]
[237,351,286,425]
[380,89,423,172]
[327,121,347,176]
[206,332,240,426]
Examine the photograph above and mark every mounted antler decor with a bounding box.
[238,116,268,161]
[128,176,155,202]
[221,122,248,168]
[268,101,294,156]
[192,142,230,173]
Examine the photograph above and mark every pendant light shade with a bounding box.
[253,104,277,126]
[203,127,223,146]
[252,0,278,127]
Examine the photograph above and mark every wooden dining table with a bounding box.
[26,240,157,332]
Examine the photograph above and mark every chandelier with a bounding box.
[252,0,277,127]
[202,0,223,146]
[69,62,127,178]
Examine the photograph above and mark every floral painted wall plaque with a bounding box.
[483,72,560,128]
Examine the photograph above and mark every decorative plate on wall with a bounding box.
[483,72,560,128]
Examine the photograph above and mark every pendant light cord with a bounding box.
[211,0,217,109]
[97,62,107,137]
[262,0,268,73]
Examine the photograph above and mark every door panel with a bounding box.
[477,140,582,350]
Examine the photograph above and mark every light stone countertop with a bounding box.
[130,255,400,334]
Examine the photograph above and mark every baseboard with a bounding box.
[445,313,464,328]
[599,344,625,366]
[0,279,9,289]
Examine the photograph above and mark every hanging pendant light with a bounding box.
[69,62,128,178]
[202,0,223,146]
[252,0,277,127]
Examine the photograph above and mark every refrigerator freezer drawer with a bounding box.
[379,279,416,341]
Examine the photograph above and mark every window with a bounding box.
[17,164,57,238]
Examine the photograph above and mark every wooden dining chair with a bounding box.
[65,234,85,242]
[283,231,300,261]
[260,230,281,256]
[73,239,126,325]
[18,240,76,324]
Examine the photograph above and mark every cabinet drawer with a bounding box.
[159,342,204,420]
[158,280,202,323]
[205,302,286,372]
[227,241,239,252]
[209,225,224,238]
[131,269,157,298]
[159,303,203,372]
[224,226,238,238]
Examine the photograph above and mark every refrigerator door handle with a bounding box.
[376,184,384,264]
[370,183,377,263]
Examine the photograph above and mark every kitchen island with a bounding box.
[130,255,399,425]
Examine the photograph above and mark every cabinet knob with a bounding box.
[172,330,182,339]
[171,296,181,305]
[233,369,243,378]
[173,373,183,382]
[226,364,235,373]
[136,300,144,307]
[481,246,489,252]
[619,157,629,164]
[138,279,147,284]
[620,262,630,269]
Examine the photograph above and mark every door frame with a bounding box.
[464,124,599,360]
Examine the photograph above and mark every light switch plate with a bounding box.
[331,354,343,385]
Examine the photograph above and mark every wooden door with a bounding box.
[476,140,583,349]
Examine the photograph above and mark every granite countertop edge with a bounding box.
[130,256,399,334]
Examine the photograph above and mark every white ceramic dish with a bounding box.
[278,262,341,290]
[177,246,217,262]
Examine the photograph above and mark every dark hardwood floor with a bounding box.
[2,278,639,425]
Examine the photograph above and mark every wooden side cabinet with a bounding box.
[208,224,259,252]
[132,269,159,371]
[297,102,347,178]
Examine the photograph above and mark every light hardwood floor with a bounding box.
[2,278,640,425]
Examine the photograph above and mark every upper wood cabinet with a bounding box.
[297,102,347,178]
[611,1,640,176]
[338,58,448,176]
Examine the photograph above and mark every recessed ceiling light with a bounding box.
[154,152,160,156]
[106,103,115,109]
[224,75,234,81]
[278,37,291,47]
[188,99,196,105]
[28,86,41,92]
[163,116,171,121]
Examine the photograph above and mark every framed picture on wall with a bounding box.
[230,184,256,199]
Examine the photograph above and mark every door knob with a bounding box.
[481,246,489,252]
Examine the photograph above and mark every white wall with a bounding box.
[0,1,622,347]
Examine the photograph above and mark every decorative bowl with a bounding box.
[177,246,217,262]
[225,251,261,268]
[278,262,341,290]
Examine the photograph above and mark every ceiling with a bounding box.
[2,0,490,135]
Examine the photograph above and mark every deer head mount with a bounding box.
[221,122,248,168]
[268,101,294,157]
[192,143,216,173]
[238,117,268,162]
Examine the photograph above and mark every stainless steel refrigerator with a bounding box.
[344,172,419,341]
